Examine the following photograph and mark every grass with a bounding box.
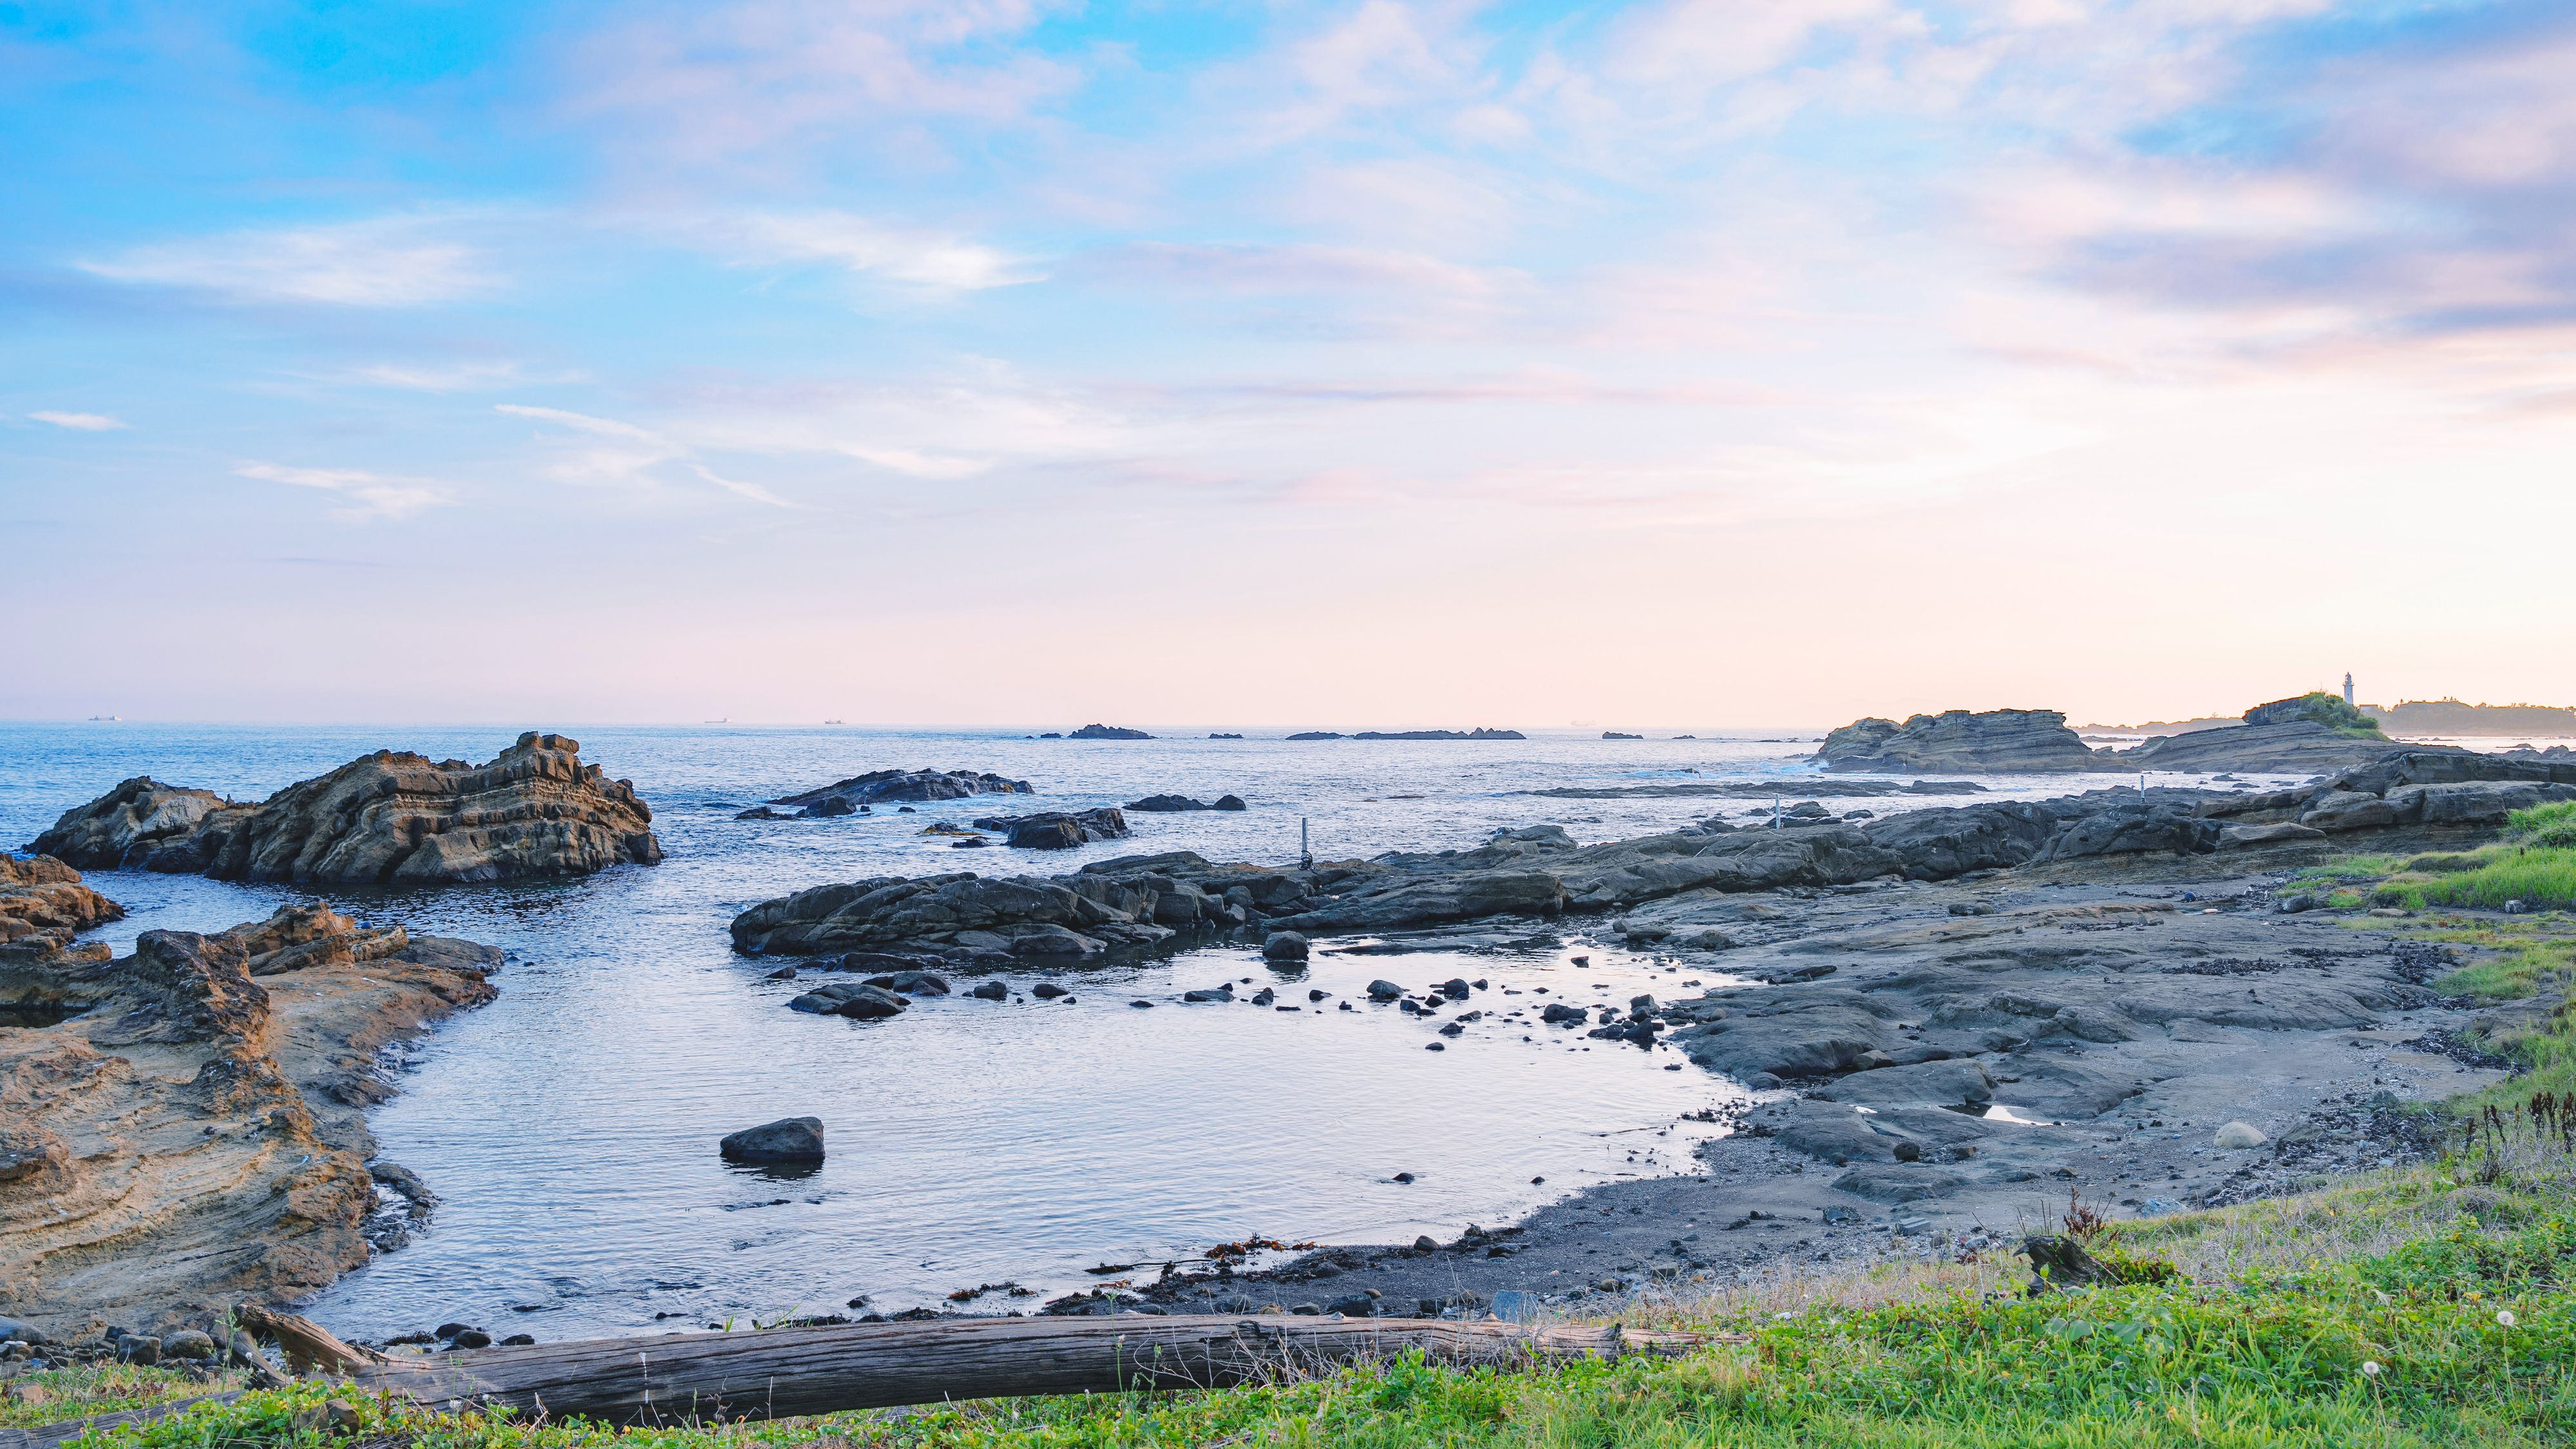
[0,1362,243,1428]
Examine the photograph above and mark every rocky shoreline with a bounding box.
[719,745,2571,1324]
[0,858,502,1338]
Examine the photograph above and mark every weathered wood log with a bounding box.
[236,1303,386,1376]
[339,1314,1712,1427]
[2020,1234,2117,1292]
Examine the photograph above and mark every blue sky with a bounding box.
[5,1,2573,725]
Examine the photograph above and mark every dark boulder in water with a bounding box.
[769,769,1032,817]
[720,1117,824,1164]
[972,808,1131,849]
[1069,724,1153,740]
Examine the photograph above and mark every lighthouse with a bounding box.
[2344,672,2354,707]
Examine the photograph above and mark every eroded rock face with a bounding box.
[0,899,499,1337]
[0,855,123,969]
[1819,710,2105,773]
[32,732,661,886]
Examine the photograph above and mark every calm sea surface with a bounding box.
[0,722,2119,1338]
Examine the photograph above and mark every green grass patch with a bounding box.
[2506,802,2576,851]
[0,1363,242,1429]
[2375,849,2576,913]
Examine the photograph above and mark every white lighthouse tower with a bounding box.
[2344,672,2354,708]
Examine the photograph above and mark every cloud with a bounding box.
[236,462,453,520]
[495,403,795,504]
[29,410,127,430]
[714,211,1040,290]
[564,0,1075,163]
[80,216,496,306]
[350,361,559,392]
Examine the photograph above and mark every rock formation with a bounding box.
[1068,724,1153,740]
[31,732,661,886]
[767,769,1032,817]
[1288,729,1526,741]
[0,854,123,970]
[1819,710,2106,773]
[2113,721,2416,775]
[1126,795,1247,812]
[971,808,1132,849]
[0,880,499,1337]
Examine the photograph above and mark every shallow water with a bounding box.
[0,721,2163,1338]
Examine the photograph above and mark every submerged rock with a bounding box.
[32,732,661,886]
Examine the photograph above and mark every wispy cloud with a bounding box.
[494,403,791,506]
[236,462,453,519]
[715,211,1040,290]
[29,410,127,430]
[81,216,497,306]
[564,0,1075,164]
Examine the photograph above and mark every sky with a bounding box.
[3,0,2572,728]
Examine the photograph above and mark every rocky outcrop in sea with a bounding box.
[1287,728,1526,741]
[970,808,1133,849]
[764,768,1032,817]
[1819,710,2105,773]
[31,732,661,886]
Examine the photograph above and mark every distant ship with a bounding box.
[705,717,730,724]
[86,714,120,721]
[822,719,846,725]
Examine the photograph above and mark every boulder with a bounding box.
[2297,791,2398,833]
[2213,1121,2268,1150]
[1262,931,1311,963]
[1819,710,2104,773]
[972,809,1132,849]
[1861,802,2058,878]
[1126,795,1211,812]
[1214,795,1248,811]
[2221,822,2327,848]
[720,1117,825,1164]
[2036,803,2220,861]
[32,733,661,886]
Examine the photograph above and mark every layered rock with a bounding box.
[1819,710,2107,773]
[1068,724,1153,740]
[2113,722,2414,775]
[0,855,123,970]
[0,896,498,1337]
[32,732,661,886]
[2193,751,2576,839]
[768,769,1031,817]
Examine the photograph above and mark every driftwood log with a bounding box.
[4,1312,1718,1447]
[2021,1234,2118,1292]
[345,1314,1707,1425]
